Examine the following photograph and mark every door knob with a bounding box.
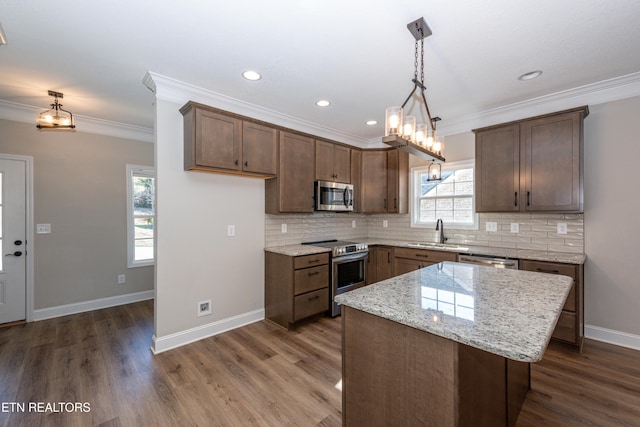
[4,251,23,257]
[14,240,23,246]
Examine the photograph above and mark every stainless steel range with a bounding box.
[303,240,369,317]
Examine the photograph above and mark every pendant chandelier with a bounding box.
[382,17,445,175]
[35,90,76,130]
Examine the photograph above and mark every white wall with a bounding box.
[152,97,265,350]
[584,96,640,338]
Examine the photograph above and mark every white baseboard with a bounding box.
[150,308,265,354]
[32,290,154,321]
[585,324,640,351]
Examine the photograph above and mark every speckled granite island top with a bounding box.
[335,261,573,362]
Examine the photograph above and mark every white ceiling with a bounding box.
[2,0,640,143]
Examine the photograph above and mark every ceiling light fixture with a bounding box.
[35,90,76,130]
[242,70,262,81]
[0,22,7,46]
[366,120,378,126]
[382,17,445,169]
[315,100,331,107]
[518,70,543,81]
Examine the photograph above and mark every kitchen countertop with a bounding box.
[335,261,573,362]
[265,238,585,264]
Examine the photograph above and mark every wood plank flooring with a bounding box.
[1,300,639,426]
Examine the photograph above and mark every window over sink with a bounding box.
[411,160,477,230]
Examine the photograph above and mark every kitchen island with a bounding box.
[334,261,573,427]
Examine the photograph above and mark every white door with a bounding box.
[0,158,27,324]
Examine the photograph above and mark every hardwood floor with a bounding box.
[0,301,638,426]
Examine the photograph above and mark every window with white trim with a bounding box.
[411,160,477,229]
[127,165,155,267]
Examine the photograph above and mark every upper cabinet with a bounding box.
[315,140,351,183]
[361,149,408,214]
[265,131,315,214]
[181,102,277,177]
[474,106,588,213]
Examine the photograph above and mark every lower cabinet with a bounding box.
[520,259,584,350]
[366,246,394,284]
[393,247,458,274]
[265,251,330,329]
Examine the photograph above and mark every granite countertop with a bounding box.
[265,239,585,264]
[334,261,573,362]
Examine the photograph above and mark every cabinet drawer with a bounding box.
[552,311,577,343]
[294,253,329,269]
[520,260,576,311]
[394,247,457,263]
[294,288,329,321]
[294,265,329,295]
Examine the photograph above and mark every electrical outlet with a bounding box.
[118,274,126,284]
[352,220,356,228]
[281,223,287,233]
[557,223,568,235]
[197,300,212,317]
[227,225,236,237]
[486,222,498,232]
[510,223,519,233]
[383,220,388,228]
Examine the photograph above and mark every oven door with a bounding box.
[330,252,368,317]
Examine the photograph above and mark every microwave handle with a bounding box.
[344,188,353,207]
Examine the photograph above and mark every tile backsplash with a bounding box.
[265,212,584,254]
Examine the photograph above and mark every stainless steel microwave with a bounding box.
[315,181,354,211]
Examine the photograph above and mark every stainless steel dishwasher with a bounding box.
[457,253,519,269]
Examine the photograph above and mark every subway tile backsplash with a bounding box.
[265,212,584,254]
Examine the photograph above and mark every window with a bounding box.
[127,165,155,267]
[411,160,477,229]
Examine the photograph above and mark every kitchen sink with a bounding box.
[406,242,470,251]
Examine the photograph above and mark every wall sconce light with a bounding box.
[36,90,76,130]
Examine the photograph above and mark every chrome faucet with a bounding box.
[435,219,447,244]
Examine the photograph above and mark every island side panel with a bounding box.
[342,307,456,427]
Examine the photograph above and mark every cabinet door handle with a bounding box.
[527,191,531,206]
[308,259,320,264]
[384,198,387,210]
[308,271,320,276]
[515,192,518,207]
[244,161,248,167]
[394,198,397,210]
[536,268,560,274]
[308,295,320,301]
[387,252,391,263]
[234,160,239,166]
[415,254,429,258]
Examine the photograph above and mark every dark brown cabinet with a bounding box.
[350,150,362,213]
[181,102,277,177]
[366,246,394,284]
[265,131,315,213]
[474,107,588,213]
[315,140,351,183]
[361,149,408,213]
[393,247,457,275]
[520,259,584,351]
[265,251,330,329]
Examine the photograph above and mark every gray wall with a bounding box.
[0,118,154,310]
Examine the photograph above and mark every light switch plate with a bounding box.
[557,223,568,235]
[281,224,287,233]
[227,225,236,236]
[36,224,51,234]
[486,222,498,232]
[352,220,356,228]
[510,223,519,233]
[383,220,388,228]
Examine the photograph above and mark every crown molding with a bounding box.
[143,71,371,148]
[0,99,154,143]
[366,71,640,145]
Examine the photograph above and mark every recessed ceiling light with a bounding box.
[316,100,331,107]
[366,120,378,125]
[242,70,262,81]
[518,70,543,81]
